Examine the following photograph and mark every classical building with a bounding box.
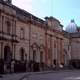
[65,20,80,69]
[0,0,80,73]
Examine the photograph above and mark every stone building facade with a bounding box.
[0,0,79,73]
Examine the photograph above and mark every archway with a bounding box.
[14,48,26,72]
[30,43,40,72]
[19,48,26,72]
[4,46,12,73]
[39,45,45,71]
[4,46,12,63]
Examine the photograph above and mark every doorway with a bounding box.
[4,46,12,73]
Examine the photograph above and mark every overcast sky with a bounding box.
[12,0,80,28]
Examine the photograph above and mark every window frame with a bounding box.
[20,28,25,40]
[5,18,11,35]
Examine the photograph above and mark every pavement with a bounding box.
[0,71,54,80]
[0,69,79,80]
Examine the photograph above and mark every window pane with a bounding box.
[6,21,11,34]
[20,28,24,39]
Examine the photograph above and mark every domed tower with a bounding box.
[65,20,77,33]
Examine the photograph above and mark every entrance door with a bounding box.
[33,50,39,71]
[4,46,12,73]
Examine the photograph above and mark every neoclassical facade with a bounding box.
[0,0,80,73]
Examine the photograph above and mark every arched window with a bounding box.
[20,48,25,61]
[20,28,25,39]
[6,20,11,34]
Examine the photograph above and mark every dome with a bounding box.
[65,20,77,33]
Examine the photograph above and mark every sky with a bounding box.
[12,0,80,28]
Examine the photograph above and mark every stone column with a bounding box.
[4,64,7,73]
[50,35,53,69]
[11,44,16,73]
[60,39,64,65]
[56,38,60,68]
[45,32,48,70]
[11,61,15,73]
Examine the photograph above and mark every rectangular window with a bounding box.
[20,28,25,39]
[40,52,43,63]
[5,17,11,34]
[33,50,36,62]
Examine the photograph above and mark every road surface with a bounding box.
[21,70,80,80]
